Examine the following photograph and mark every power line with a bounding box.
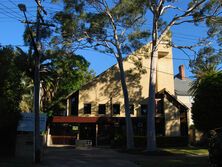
[0,44,28,47]
[0,11,21,21]
[0,3,23,19]
[8,0,19,8]
[8,0,36,19]
[80,48,192,77]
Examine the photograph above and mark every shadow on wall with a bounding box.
[164,99,180,136]
[98,62,146,115]
[78,45,151,116]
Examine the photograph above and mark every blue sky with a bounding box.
[0,0,209,78]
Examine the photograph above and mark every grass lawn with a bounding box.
[136,156,208,167]
[162,147,208,156]
[136,147,209,167]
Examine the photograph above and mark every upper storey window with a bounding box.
[98,104,106,115]
[113,104,120,115]
[84,103,91,114]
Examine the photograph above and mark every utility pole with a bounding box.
[33,0,41,163]
[18,1,52,163]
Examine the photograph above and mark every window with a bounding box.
[156,100,163,114]
[129,104,134,115]
[84,103,91,114]
[98,104,106,114]
[71,96,78,116]
[141,104,147,115]
[155,117,165,136]
[112,104,120,115]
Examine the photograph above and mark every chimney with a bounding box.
[179,65,185,80]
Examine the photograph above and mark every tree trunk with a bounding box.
[147,48,158,151]
[147,13,158,151]
[117,57,135,149]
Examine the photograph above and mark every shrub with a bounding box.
[192,72,222,132]
[0,47,23,156]
[208,128,222,167]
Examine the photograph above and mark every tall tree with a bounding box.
[52,0,150,149]
[143,0,222,151]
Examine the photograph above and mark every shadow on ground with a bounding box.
[0,146,208,167]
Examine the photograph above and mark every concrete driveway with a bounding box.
[39,147,140,167]
[0,146,208,167]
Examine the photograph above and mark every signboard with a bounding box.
[17,112,47,132]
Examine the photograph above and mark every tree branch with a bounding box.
[157,0,206,46]
[168,40,210,59]
[160,5,187,15]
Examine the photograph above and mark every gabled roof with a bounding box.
[66,37,171,99]
[66,42,151,99]
[157,89,189,112]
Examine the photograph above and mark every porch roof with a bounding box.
[52,116,141,124]
[52,116,99,123]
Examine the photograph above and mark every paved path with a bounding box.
[39,147,141,167]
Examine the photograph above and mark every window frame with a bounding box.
[98,104,106,115]
[84,103,91,114]
[129,104,134,115]
[112,103,120,115]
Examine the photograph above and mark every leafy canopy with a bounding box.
[0,47,23,128]
[192,72,222,132]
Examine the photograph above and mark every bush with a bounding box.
[208,128,222,167]
[192,72,222,132]
[0,47,23,156]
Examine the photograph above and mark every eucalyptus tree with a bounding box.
[143,0,222,151]
[52,0,150,149]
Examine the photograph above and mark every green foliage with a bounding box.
[190,3,222,130]
[189,1,222,94]
[19,0,94,114]
[208,128,222,166]
[0,47,22,128]
[50,0,86,50]
[51,0,150,54]
[42,50,93,113]
[192,72,222,132]
[190,47,221,75]
[16,46,93,114]
[23,24,52,48]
